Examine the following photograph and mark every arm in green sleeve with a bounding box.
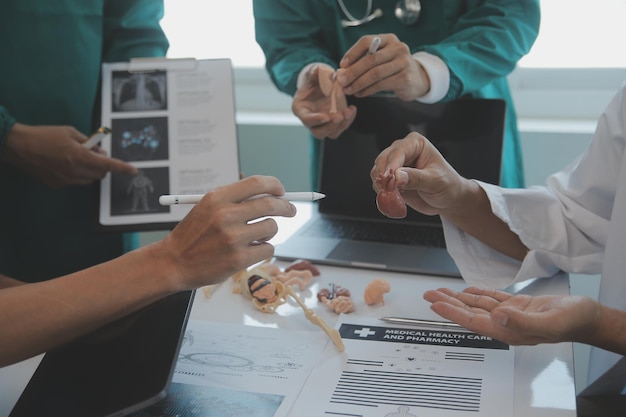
[421,0,540,100]
[254,0,339,96]
[0,106,16,158]
[102,0,169,62]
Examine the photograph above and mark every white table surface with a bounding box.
[0,203,577,416]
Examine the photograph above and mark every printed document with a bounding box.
[290,315,514,417]
[136,320,327,417]
[97,58,239,230]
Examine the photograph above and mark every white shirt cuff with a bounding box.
[412,51,450,104]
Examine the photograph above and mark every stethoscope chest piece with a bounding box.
[395,0,421,26]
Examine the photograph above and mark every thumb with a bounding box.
[491,306,529,331]
[491,309,510,327]
[395,167,425,191]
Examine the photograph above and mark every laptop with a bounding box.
[274,96,506,277]
[9,290,194,417]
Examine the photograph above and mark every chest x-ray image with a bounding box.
[111,70,168,112]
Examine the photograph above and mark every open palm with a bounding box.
[423,287,600,346]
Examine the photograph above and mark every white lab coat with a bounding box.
[442,82,626,389]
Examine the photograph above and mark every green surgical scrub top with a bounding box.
[254,0,540,189]
[0,0,169,282]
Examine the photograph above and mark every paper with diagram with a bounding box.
[96,58,239,230]
[135,319,327,417]
[290,316,514,417]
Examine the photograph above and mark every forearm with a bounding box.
[0,106,16,159]
[442,179,528,261]
[0,242,178,367]
[0,274,25,289]
[253,0,335,95]
[425,0,539,98]
[0,122,30,167]
[581,303,626,356]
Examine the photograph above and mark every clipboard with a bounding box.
[95,58,240,231]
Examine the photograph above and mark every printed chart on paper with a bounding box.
[290,316,514,417]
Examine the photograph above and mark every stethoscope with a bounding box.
[338,0,421,28]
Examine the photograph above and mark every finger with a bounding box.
[326,107,357,139]
[68,128,89,144]
[310,122,333,139]
[453,291,503,312]
[326,128,345,140]
[211,175,286,205]
[310,120,343,139]
[105,158,138,175]
[423,288,457,303]
[351,61,400,98]
[424,288,496,319]
[423,289,474,311]
[77,153,135,180]
[241,196,297,221]
[91,146,107,156]
[298,112,332,130]
[243,241,277,268]
[383,132,426,171]
[463,287,513,303]
[435,287,506,313]
[244,217,280,244]
[339,35,381,69]
[429,300,491,330]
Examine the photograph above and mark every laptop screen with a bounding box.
[318,96,505,226]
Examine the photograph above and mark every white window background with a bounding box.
[161,0,626,122]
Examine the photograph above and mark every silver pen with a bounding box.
[379,316,463,328]
[83,126,111,149]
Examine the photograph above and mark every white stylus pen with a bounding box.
[83,126,111,149]
[159,191,326,206]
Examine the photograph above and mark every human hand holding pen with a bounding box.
[1,123,137,187]
[292,64,357,139]
[336,34,430,101]
[162,175,298,289]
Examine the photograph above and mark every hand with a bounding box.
[371,132,528,259]
[2,123,137,187]
[423,287,601,346]
[337,34,430,101]
[370,132,470,217]
[158,175,297,290]
[292,64,357,139]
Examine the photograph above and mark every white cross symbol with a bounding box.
[354,327,376,338]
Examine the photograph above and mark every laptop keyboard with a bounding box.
[304,217,447,248]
